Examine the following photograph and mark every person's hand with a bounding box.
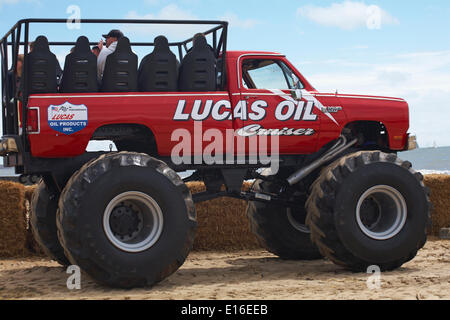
[98,40,104,51]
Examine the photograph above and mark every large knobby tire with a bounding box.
[306,151,431,271]
[247,179,322,260]
[30,181,70,266]
[57,152,197,288]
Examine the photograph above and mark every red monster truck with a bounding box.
[0,19,430,288]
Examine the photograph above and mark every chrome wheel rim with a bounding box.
[356,185,407,240]
[103,191,164,253]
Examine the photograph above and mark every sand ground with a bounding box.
[0,239,448,300]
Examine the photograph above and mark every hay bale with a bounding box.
[189,175,450,250]
[0,181,28,257]
[188,182,260,251]
[0,175,448,258]
[424,175,450,235]
[24,185,37,204]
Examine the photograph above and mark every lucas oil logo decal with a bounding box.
[48,102,88,135]
[173,90,341,127]
[173,99,319,122]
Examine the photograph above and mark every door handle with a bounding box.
[244,95,259,100]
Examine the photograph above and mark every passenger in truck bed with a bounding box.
[23,32,218,94]
[91,45,100,57]
[7,54,24,98]
[97,29,124,82]
[188,33,215,54]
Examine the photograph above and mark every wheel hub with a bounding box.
[103,192,164,253]
[109,203,143,240]
[356,185,408,241]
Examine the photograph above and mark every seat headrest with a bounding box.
[193,34,207,48]
[74,36,91,53]
[154,36,169,51]
[33,36,50,52]
[115,37,132,53]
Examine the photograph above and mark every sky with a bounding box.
[0,0,449,147]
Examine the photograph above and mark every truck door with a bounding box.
[238,57,320,154]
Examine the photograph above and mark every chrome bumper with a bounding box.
[406,135,418,151]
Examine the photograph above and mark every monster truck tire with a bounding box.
[306,151,431,271]
[57,152,197,288]
[247,179,322,260]
[30,181,70,266]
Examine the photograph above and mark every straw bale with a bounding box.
[0,181,28,257]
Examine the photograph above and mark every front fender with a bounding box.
[338,95,410,150]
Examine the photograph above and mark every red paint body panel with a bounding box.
[26,51,411,158]
[336,95,409,150]
[28,92,233,157]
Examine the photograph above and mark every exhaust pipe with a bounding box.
[287,136,358,186]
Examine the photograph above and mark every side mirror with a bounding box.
[291,89,302,101]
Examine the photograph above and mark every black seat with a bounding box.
[178,34,217,92]
[25,36,58,94]
[60,36,98,93]
[101,37,138,92]
[138,36,179,92]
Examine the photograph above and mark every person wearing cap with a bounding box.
[97,29,124,82]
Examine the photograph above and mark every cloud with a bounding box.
[0,0,21,6]
[350,45,369,50]
[376,70,410,85]
[124,5,256,42]
[144,0,160,5]
[304,50,450,96]
[127,4,198,21]
[297,1,399,30]
[219,12,259,29]
[0,0,37,8]
[123,5,205,41]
